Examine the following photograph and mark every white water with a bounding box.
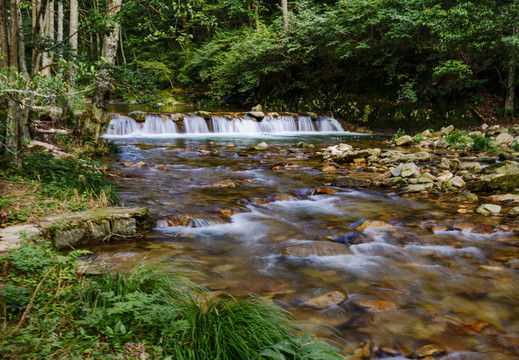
[104,113,347,137]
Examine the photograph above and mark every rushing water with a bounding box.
[90,127,519,359]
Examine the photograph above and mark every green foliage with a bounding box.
[443,130,470,149]
[110,64,165,106]
[472,135,495,152]
[391,129,406,141]
[413,133,426,142]
[0,243,340,359]
[15,151,117,201]
[512,141,519,152]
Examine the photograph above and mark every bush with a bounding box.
[472,135,495,152]
[444,130,470,149]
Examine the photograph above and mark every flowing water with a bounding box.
[88,114,519,359]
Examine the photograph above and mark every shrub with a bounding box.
[391,129,406,141]
[472,135,495,152]
[444,130,470,149]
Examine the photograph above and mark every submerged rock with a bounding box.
[395,135,413,146]
[356,220,394,232]
[282,241,352,258]
[476,204,502,215]
[334,176,371,188]
[303,291,347,309]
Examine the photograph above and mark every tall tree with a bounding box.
[84,0,122,142]
[281,0,288,31]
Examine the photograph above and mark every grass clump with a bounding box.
[443,130,470,149]
[512,141,519,152]
[391,129,406,141]
[472,135,496,152]
[0,242,341,359]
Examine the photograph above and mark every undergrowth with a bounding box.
[0,150,118,226]
[443,130,470,149]
[0,242,342,360]
[471,135,496,152]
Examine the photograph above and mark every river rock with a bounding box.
[306,112,318,119]
[453,192,478,203]
[390,163,420,178]
[459,161,482,173]
[334,176,371,188]
[439,157,453,170]
[247,111,265,120]
[356,220,394,232]
[170,113,184,122]
[447,176,466,188]
[482,160,519,176]
[400,183,434,193]
[196,111,212,120]
[395,135,413,146]
[508,207,519,217]
[282,241,352,258]
[436,172,453,183]
[357,299,398,311]
[476,204,502,215]
[495,132,514,146]
[249,141,269,151]
[303,291,347,309]
[335,149,372,163]
[128,110,147,122]
[251,104,262,112]
[441,125,455,135]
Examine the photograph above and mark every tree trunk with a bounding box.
[85,0,121,142]
[505,64,516,113]
[0,0,9,68]
[65,0,78,122]
[17,5,28,76]
[57,1,63,47]
[281,0,288,31]
[41,0,54,77]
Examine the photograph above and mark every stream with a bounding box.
[86,115,519,359]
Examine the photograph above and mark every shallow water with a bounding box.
[86,133,519,359]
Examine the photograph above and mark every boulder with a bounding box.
[441,125,455,135]
[400,183,434,193]
[476,204,502,215]
[459,162,482,173]
[436,172,454,183]
[196,111,212,120]
[251,104,262,112]
[246,111,265,120]
[391,163,420,178]
[303,291,347,309]
[334,176,371,188]
[469,175,519,193]
[128,110,147,122]
[334,149,372,163]
[508,207,519,217]
[356,220,394,232]
[452,193,478,203]
[249,141,269,151]
[395,135,413,146]
[170,113,184,122]
[306,112,319,120]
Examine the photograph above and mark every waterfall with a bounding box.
[142,115,178,134]
[297,116,315,132]
[106,115,140,135]
[317,116,344,132]
[104,112,348,137]
[184,115,210,133]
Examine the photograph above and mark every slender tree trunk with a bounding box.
[281,0,288,31]
[0,0,9,68]
[85,0,121,142]
[17,5,28,76]
[505,64,516,113]
[65,0,78,122]
[252,2,260,29]
[41,0,54,77]
[57,1,63,49]
[505,25,517,114]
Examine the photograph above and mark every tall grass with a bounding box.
[0,242,342,359]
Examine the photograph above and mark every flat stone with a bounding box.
[303,291,347,309]
[0,224,41,253]
[436,172,454,183]
[469,174,519,192]
[476,204,502,215]
[482,160,519,176]
[400,183,434,193]
[452,193,478,203]
[459,162,482,173]
[414,344,446,358]
[334,176,371,188]
[438,158,452,170]
[128,110,147,121]
[357,299,398,311]
[441,125,455,135]
[246,111,265,120]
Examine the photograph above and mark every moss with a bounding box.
[468,175,519,193]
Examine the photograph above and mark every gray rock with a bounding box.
[495,132,514,146]
[446,176,466,188]
[334,176,371,187]
[452,193,478,203]
[400,163,421,178]
[441,125,455,135]
[282,241,352,258]
[196,111,213,120]
[170,113,184,122]
[476,204,502,215]
[247,111,265,120]
[251,104,262,112]
[469,174,519,193]
[395,135,413,146]
[459,162,482,173]
[303,291,347,309]
[438,158,452,170]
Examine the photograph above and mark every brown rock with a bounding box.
[303,291,347,309]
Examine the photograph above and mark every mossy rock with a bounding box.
[468,175,519,193]
[45,207,152,248]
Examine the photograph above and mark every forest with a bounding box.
[1,0,518,165]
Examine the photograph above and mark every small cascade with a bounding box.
[106,115,140,135]
[104,112,349,137]
[142,115,178,134]
[184,115,210,133]
[297,116,316,132]
[317,116,344,132]
[190,218,212,228]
